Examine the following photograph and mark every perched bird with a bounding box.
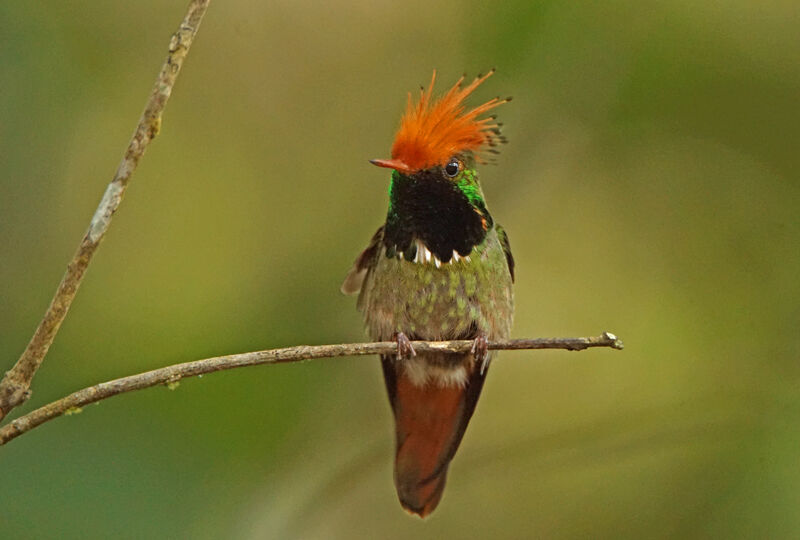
[342,70,514,518]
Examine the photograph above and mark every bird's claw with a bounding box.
[471,335,490,374]
[394,332,416,360]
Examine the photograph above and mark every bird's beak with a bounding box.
[370,158,410,172]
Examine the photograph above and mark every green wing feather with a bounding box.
[495,224,515,282]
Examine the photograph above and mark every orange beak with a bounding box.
[370,158,411,173]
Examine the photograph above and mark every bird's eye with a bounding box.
[444,159,460,177]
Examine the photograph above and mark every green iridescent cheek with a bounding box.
[456,169,484,207]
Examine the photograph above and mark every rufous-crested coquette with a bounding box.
[342,70,514,518]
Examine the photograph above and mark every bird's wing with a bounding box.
[496,224,515,282]
[340,226,384,295]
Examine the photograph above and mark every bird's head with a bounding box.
[375,71,511,263]
[370,69,510,181]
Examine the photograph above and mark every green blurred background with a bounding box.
[1,1,798,538]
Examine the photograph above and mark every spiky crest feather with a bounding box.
[385,70,509,174]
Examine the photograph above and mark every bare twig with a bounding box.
[0,0,211,421]
[0,333,623,445]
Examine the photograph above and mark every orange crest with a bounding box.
[373,70,509,174]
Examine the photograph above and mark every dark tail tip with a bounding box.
[397,469,449,519]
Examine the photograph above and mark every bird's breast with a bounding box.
[360,228,513,345]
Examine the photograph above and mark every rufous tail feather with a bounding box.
[381,355,487,517]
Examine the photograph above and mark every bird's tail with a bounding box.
[381,355,487,518]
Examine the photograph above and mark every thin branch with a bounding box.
[0,333,623,446]
[0,0,211,421]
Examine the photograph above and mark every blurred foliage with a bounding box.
[1,0,799,538]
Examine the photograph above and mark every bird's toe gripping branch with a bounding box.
[394,332,417,360]
[472,334,490,374]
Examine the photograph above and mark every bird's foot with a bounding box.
[394,332,417,360]
[471,334,490,374]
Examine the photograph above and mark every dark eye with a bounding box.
[444,159,460,177]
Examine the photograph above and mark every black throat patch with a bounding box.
[383,169,492,262]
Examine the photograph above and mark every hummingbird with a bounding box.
[341,70,514,518]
